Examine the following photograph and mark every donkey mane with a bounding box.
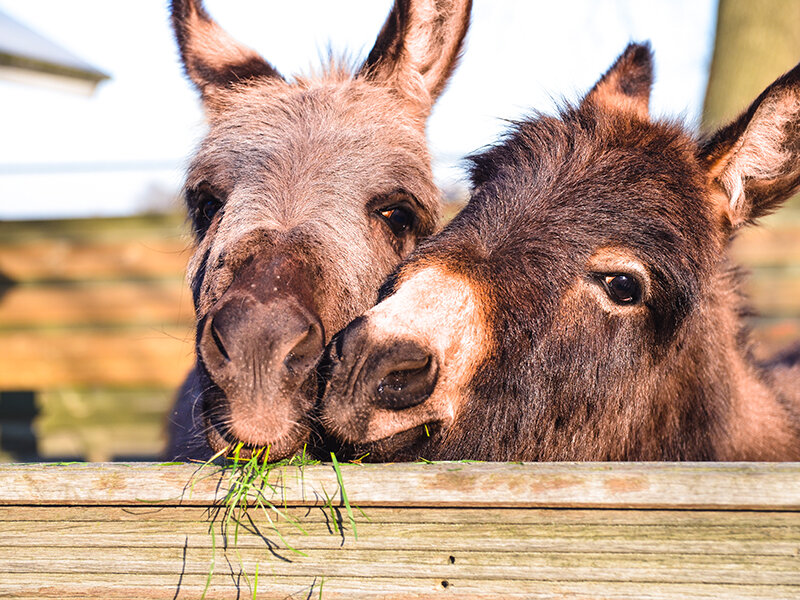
[468,104,694,189]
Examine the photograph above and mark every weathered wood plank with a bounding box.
[0,462,799,509]
[1,506,798,559]
[0,463,797,599]
[740,271,800,316]
[727,214,800,360]
[1,514,797,556]
[0,389,173,462]
[0,573,796,599]
[3,546,799,584]
[3,505,798,526]
[34,423,167,463]
[731,219,800,268]
[0,214,187,245]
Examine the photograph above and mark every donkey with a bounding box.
[320,43,800,462]
[166,0,471,460]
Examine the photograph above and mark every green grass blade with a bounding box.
[330,452,357,541]
[200,522,216,600]
[320,484,339,535]
[189,444,354,594]
[252,563,259,600]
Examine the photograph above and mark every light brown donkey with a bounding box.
[321,43,800,462]
[166,0,471,460]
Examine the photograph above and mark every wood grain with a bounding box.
[2,574,796,600]
[0,462,799,509]
[0,463,798,599]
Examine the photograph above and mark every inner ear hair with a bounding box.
[359,0,472,115]
[701,61,800,226]
[171,0,282,99]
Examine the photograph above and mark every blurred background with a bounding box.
[0,0,798,461]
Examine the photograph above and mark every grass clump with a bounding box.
[191,443,358,599]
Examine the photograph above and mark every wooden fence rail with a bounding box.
[0,462,798,599]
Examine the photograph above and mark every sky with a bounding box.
[0,0,717,220]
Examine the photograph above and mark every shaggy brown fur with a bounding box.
[166,0,471,460]
[320,43,800,462]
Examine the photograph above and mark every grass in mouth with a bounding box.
[193,443,358,599]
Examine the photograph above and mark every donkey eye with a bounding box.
[378,206,414,236]
[603,274,641,305]
[190,186,223,231]
[201,196,221,221]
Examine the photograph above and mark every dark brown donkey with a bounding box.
[166,0,471,460]
[321,43,800,462]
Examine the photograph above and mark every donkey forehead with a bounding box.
[191,79,429,183]
[470,114,715,261]
[214,191,376,246]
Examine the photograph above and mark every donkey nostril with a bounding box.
[331,316,364,363]
[379,356,431,394]
[204,297,254,366]
[284,321,323,376]
[374,350,438,410]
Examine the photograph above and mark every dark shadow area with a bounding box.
[171,535,188,600]
[0,269,17,303]
[0,391,39,460]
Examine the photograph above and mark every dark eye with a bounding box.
[378,206,414,236]
[190,186,223,232]
[603,274,641,304]
[199,192,221,222]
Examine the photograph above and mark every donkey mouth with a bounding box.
[330,421,443,462]
[204,415,243,457]
[197,356,320,461]
[203,410,306,461]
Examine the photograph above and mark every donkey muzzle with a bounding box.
[321,315,444,447]
[198,252,323,452]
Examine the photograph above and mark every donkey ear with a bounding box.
[583,42,653,120]
[700,62,800,226]
[359,0,472,116]
[171,0,282,100]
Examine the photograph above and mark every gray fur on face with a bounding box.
[188,75,439,330]
[167,0,471,461]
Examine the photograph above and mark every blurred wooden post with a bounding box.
[703,0,800,359]
[702,0,800,131]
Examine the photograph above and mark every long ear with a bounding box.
[582,42,654,120]
[171,0,282,100]
[700,62,800,226]
[359,0,471,116]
